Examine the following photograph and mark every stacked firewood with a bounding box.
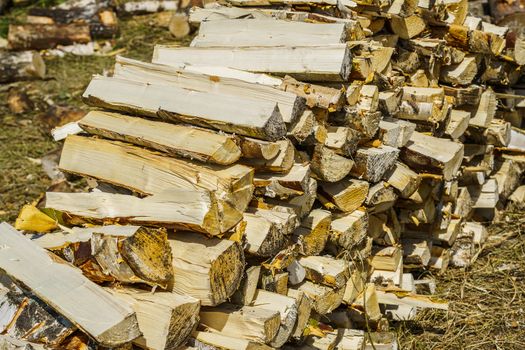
[3,0,525,349]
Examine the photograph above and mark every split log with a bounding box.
[350,146,400,183]
[467,88,497,128]
[375,290,448,310]
[319,178,369,212]
[383,161,421,198]
[83,76,286,141]
[324,126,361,156]
[0,223,140,347]
[280,75,345,111]
[390,15,426,39]
[402,239,432,267]
[34,225,173,288]
[58,135,253,232]
[310,145,354,182]
[45,190,222,236]
[113,56,305,124]
[440,55,478,85]
[231,266,261,305]
[199,304,280,344]
[0,274,75,346]
[8,23,91,50]
[243,140,295,173]
[298,255,350,288]
[241,138,280,161]
[370,246,402,271]
[251,290,298,347]
[286,289,312,339]
[78,110,241,165]
[254,163,310,199]
[295,281,345,314]
[107,288,200,350]
[343,264,367,305]
[331,108,381,140]
[243,213,287,257]
[288,109,327,146]
[349,283,382,324]
[292,209,332,256]
[168,231,245,306]
[0,335,46,350]
[365,182,398,213]
[445,109,471,139]
[0,51,46,83]
[378,118,416,148]
[191,19,351,47]
[401,132,464,180]
[468,178,499,208]
[330,210,369,250]
[153,44,353,82]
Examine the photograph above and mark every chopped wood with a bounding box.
[243,139,295,173]
[254,163,310,199]
[330,210,369,250]
[280,75,345,111]
[232,266,262,306]
[293,209,332,256]
[0,223,140,347]
[199,304,280,344]
[78,110,242,165]
[107,288,200,350]
[375,290,448,310]
[298,255,350,288]
[310,145,354,182]
[240,137,280,160]
[58,135,253,232]
[114,56,305,124]
[243,212,287,257]
[168,231,245,306]
[349,283,382,323]
[445,109,471,139]
[287,289,312,339]
[0,51,46,83]
[251,289,298,347]
[192,330,272,350]
[401,131,464,180]
[288,109,327,146]
[34,225,173,288]
[83,76,286,141]
[45,190,222,236]
[319,178,369,212]
[350,146,400,183]
[295,281,345,314]
[153,44,353,82]
[402,239,432,267]
[467,88,497,128]
[365,181,398,213]
[191,19,351,47]
[378,118,416,148]
[370,246,403,271]
[383,161,421,198]
[324,126,361,156]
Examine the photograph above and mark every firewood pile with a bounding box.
[3,0,525,349]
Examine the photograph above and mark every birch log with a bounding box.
[0,51,46,83]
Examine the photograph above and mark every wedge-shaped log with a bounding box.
[383,161,421,198]
[231,266,261,306]
[243,213,287,257]
[370,246,403,271]
[199,304,280,344]
[298,255,350,288]
[280,75,344,110]
[45,190,222,236]
[0,274,75,346]
[295,280,345,314]
[378,118,416,148]
[83,76,286,141]
[311,145,354,182]
[0,223,140,347]
[78,110,241,165]
[319,178,369,213]
[153,44,353,82]
[251,289,298,347]
[445,109,470,139]
[34,225,172,288]
[0,51,46,83]
[254,163,310,199]
[58,136,253,232]
[168,231,245,306]
[113,56,305,124]
[191,19,351,47]
[365,181,398,214]
[107,288,200,350]
[401,132,464,181]
[350,146,400,183]
[330,210,368,250]
[240,137,280,160]
[287,289,312,339]
[292,209,331,256]
[243,139,295,173]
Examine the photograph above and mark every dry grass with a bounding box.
[1,9,525,350]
